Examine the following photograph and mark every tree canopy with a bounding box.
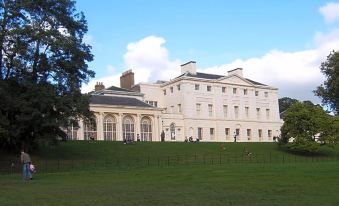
[314,50,339,115]
[0,0,94,151]
[278,97,298,114]
[280,101,339,153]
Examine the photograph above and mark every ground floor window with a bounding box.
[141,117,152,141]
[123,116,135,141]
[103,115,117,141]
[84,119,97,140]
[170,123,175,140]
[198,127,203,140]
[210,128,215,140]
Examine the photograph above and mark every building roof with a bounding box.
[90,95,153,108]
[176,72,267,86]
[105,86,134,92]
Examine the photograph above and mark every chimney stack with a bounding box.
[95,82,105,91]
[228,68,243,77]
[120,69,135,89]
[181,61,197,75]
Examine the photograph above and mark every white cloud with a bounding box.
[319,2,339,24]
[123,36,181,83]
[201,29,339,102]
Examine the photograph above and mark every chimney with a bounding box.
[120,69,135,89]
[95,82,105,91]
[228,68,243,77]
[181,61,196,75]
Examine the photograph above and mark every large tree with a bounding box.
[314,50,339,115]
[278,97,298,113]
[280,101,338,153]
[0,0,94,151]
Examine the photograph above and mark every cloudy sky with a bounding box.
[78,1,339,103]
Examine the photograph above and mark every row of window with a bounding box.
[163,84,269,97]
[65,115,152,141]
[196,128,272,141]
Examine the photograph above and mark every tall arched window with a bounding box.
[67,124,79,140]
[141,117,152,141]
[84,118,97,140]
[103,115,117,141]
[123,116,134,141]
[170,123,176,140]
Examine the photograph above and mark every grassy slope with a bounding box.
[1,163,339,206]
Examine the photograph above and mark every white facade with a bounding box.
[68,62,282,142]
[136,63,282,142]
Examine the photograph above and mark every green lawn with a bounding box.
[1,142,339,205]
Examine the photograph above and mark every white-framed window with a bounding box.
[266,109,270,119]
[163,89,166,95]
[244,89,248,95]
[103,115,117,141]
[258,129,263,141]
[247,129,252,141]
[123,116,135,141]
[178,104,182,113]
[245,107,249,118]
[84,118,97,140]
[255,91,259,96]
[170,123,176,140]
[225,128,230,140]
[65,123,78,140]
[222,87,226,93]
[234,106,239,119]
[170,106,174,113]
[170,87,173,93]
[195,84,200,90]
[256,108,261,119]
[233,88,237,94]
[207,85,212,92]
[268,130,272,140]
[210,128,215,140]
[177,84,181,91]
[198,127,203,140]
[196,103,201,115]
[208,104,213,117]
[223,105,228,118]
[141,117,152,141]
[265,92,268,97]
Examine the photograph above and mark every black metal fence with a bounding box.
[1,152,339,174]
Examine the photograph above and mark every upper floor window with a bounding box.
[170,106,174,113]
[255,91,259,96]
[234,106,239,119]
[222,87,226,93]
[178,104,182,113]
[244,89,248,95]
[266,109,270,119]
[223,105,228,118]
[177,84,181,91]
[256,108,261,119]
[233,88,237,94]
[245,107,249,118]
[170,87,173,93]
[195,84,200,90]
[196,103,201,115]
[264,92,268,97]
[207,85,212,92]
[208,104,213,117]
[163,89,166,95]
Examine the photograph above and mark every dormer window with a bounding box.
[170,87,173,93]
[177,84,181,91]
[207,85,212,92]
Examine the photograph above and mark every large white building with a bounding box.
[68,61,282,142]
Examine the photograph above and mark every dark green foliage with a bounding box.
[314,50,339,115]
[0,0,94,151]
[280,101,339,153]
[278,97,298,113]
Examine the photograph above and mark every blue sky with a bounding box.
[77,0,339,103]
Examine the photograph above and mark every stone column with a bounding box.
[97,112,104,140]
[117,113,123,141]
[136,114,141,141]
[78,119,84,140]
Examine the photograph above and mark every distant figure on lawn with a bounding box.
[161,130,165,142]
[233,132,237,142]
[20,149,32,181]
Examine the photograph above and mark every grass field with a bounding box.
[1,141,339,205]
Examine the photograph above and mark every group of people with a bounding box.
[20,149,35,181]
[184,136,199,143]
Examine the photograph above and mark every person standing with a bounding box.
[21,149,32,181]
